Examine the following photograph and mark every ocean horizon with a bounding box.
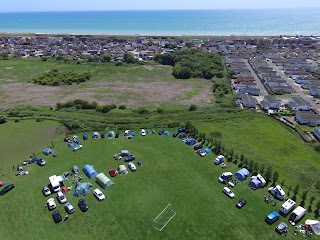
[0,9,320,36]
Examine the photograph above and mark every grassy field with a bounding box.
[0,126,318,240]
[0,59,213,107]
[0,120,63,174]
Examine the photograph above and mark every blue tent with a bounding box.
[186,138,196,146]
[179,133,187,139]
[235,168,250,181]
[108,131,114,138]
[83,134,88,140]
[74,139,80,144]
[83,164,98,179]
[68,143,74,147]
[204,148,212,153]
[130,132,136,136]
[164,131,170,136]
[43,148,52,155]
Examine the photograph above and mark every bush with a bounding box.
[119,105,127,110]
[189,104,197,111]
[156,108,164,113]
[0,115,7,124]
[137,108,149,114]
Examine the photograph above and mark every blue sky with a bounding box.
[1,0,320,12]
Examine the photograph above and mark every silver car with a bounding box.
[42,186,51,196]
[64,202,75,214]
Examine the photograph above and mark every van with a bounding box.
[279,199,296,215]
[49,175,60,192]
[218,172,233,183]
[214,155,225,165]
[289,206,306,226]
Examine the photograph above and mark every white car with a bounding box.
[93,188,105,201]
[57,191,67,204]
[47,198,56,210]
[128,162,137,172]
[141,129,146,136]
[64,202,75,214]
[222,187,235,198]
[42,186,51,196]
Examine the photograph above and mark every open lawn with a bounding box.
[0,59,212,107]
[0,120,63,175]
[0,131,318,240]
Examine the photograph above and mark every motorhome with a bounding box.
[49,175,61,192]
[289,206,306,226]
[268,185,286,200]
[279,199,296,215]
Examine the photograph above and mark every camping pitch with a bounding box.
[154,203,176,231]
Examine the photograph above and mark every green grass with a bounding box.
[185,90,199,98]
[0,130,318,240]
[0,120,62,174]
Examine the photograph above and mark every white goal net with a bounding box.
[153,203,176,231]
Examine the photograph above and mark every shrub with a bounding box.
[0,115,7,124]
[189,104,197,111]
[137,108,149,114]
[119,105,127,110]
[156,108,164,113]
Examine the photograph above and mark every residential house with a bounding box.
[309,86,320,97]
[269,85,294,94]
[295,111,320,126]
[313,128,320,140]
[289,97,313,111]
[241,94,256,109]
[259,95,281,110]
[239,88,260,96]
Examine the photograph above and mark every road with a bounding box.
[245,59,269,96]
[267,61,320,113]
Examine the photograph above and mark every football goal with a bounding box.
[153,203,176,231]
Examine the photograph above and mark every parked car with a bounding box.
[93,188,105,201]
[78,199,89,212]
[73,145,83,152]
[72,165,80,174]
[109,168,117,177]
[42,186,51,196]
[125,154,136,162]
[173,132,179,138]
[128,162,137,172]
[115,132,120,138]
[275,222,288,234]
[47,198,56,210]
[52,210,62,223]
[141,129,146,136]
[236,199,247,209]
[193,144,203,150]
[37,158,46,166]
[265,211,280,224]
[64,202,75,214]
[178,127,185,133]
[218,172,233,184]
[57,191,67,204]
[222,187,235,198]
[196,149,206,157]
[158,129,165,135]
[0,183,15,196]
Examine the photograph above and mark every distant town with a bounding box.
[1,34,320,139]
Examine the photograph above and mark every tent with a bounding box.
[179,133,187,139]
[248,174,266,190]
[83,134,88,140]
[43,148,52,155]
[204,148,212,153]
[186,138,196,146]
[164,131,170,136]
[74,181,93,197]
[130,132,136,136]
[118,165,128,175]
[92,132,100,139]
[101,133,105,138]
[235,168,250,181]
[83,164,98,179]
[68,143,73,147]
[72,165,80,174]
[28,157,37,164]
[96,173,115,189]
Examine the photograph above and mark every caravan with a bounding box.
[280,199,296,215]
[268,185,286,200]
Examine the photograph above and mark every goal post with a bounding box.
[153,203,176,231]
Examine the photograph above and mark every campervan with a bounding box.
[214,155,225,165]
[289,206,306,226]
[218,172,233,183]
[49,175,61,192]
[268,185,286,200]
[279,199,296,215]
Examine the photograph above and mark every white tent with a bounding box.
[118,165,128,175]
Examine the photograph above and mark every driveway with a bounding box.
[245,60,269,96]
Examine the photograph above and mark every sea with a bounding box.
[0,9,320,36]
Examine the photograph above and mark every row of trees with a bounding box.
[33,69,91,86]
[155,49,224,79]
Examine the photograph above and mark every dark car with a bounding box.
[158,129,165,135]
[0,183,15,196]
[173,132,179,138]
[109,168,117,177]
[275,222,288,234]
[124,154,136,162]
[52,210,62,223]
[193,144,203,150]
[236,199,247,209]
[37,158,46,166]
[101,133,105,138]
[179,133,187,139]
[265,211,280,224]
[178,127,185,133]
[78,199,89,212]
[115,132,120,138]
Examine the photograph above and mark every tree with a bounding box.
[1,52,9,60]
[123,53,136,64]
[260,164,265,175]
[253,162,259,173]
[173,65,192,79]
[248,160,254,171]
[101,54,112,62]
[228,149,234,161]
[302,191,308,201]
[202,133,206,144]
[310,196,315,205]
[265,166,273,182]
[185,121,192,131]
[0,115,7,124]
[243,157,249,167]
[240,154,245,163]
[314,144,320,152]
[293,184,300,196]
[189,104,197,111]
[273,171,279,183]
